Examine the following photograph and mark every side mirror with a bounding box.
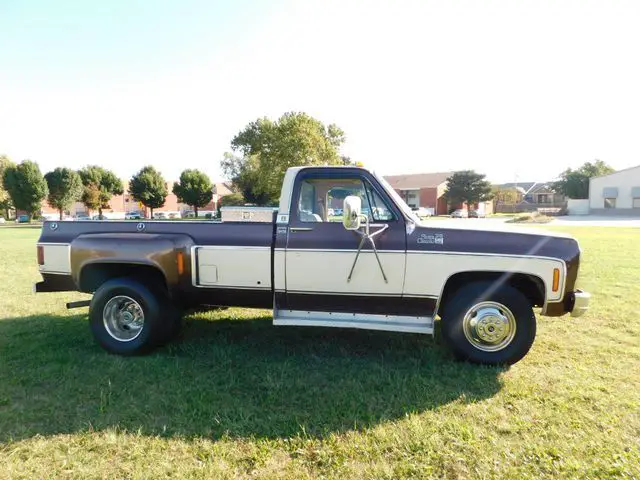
[343,196,362,230]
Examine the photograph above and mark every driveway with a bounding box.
[423,215,640,229]
[548,215,640,227]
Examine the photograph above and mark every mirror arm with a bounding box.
[347,222,389,284]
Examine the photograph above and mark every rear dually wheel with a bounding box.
[89,277,170,355]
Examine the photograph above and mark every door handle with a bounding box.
[289,227,314,232]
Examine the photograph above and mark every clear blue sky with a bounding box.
[2,0,640,183]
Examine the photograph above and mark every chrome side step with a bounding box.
[273,309,434,335]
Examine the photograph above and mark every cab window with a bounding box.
[297,177,395,223]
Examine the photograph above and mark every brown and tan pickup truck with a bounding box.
[35,166,590,365]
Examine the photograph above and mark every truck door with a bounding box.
[284,169,408,315]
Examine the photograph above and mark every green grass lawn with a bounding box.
[0,226,638,479]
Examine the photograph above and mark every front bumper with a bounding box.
[542,289,591,317]
[570,290,591,318]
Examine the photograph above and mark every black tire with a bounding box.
[440,281,536,365]
[89,277,168,355]
[156,302,183,345]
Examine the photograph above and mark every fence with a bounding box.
[494,202,568,214]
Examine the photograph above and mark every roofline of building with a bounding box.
[589,164,640,181]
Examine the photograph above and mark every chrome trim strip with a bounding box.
[273,308,434,334]
[194,245,271,251]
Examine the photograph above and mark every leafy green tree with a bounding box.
[78,165,124,216]
[492,186,520,205]
[129,166,168,218]
[82,183,102,214]
[220,153,272,205]
[2,160,48,221]
[552,160,615,199]
[172,169,213,218]
[443,170,493,208]
[44,167,83,220]
[218,192,245,207]
[222,112,346,205]
[217,191,245,218]
[0,155,15,218]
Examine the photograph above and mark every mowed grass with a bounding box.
[0,226,639,479]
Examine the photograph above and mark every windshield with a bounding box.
[374,172,420,223]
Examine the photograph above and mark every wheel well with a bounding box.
[79,263,168,294]
[437,271,545,315]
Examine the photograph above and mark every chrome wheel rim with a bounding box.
[103,295,145,342]
[462,301,517,352]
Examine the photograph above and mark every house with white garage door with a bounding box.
[589,165,640,214]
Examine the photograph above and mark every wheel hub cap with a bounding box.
[463,302,517,352]
[103,295,145,342]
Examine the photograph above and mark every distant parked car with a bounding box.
[450,209,468,218]
[183,210,195,218]
[17,214,30,223]
[153,212,168,220]
[92,215,107,221]
[468,210,486,218]
[412,207,433,219]
[125,212,142,220]
[75,214,91,221]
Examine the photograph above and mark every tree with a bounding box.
[216,191,245,218]
[0,155,15,218]
[2,160,48,221]
[492,187,520,205]
[172,169,213,218]
[129,166,168,218]
[78,165,124,216]
[222,112,346,205]
[443,170,493,208]
[218,192,245,207]
[44,168,83,220]
[552,159,615,199]
[220,153,272,205]
[82,183,102,214]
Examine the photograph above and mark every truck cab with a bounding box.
[35,166,590,365]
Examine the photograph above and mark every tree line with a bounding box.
[0,111,618,221]
[0,156,217,221]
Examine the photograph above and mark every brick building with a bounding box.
[38,180,235,219]
[384,172,452,215]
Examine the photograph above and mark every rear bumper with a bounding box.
[542,289,591,317]
[34,274,77,293]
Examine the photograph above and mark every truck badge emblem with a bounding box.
[50,222,58,231]
[417,233,444,245]
[136,223,146,232]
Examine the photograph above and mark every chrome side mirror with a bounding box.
[343,196,362,230]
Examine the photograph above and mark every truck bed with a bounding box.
[38,219,275,247]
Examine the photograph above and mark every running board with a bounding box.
[273,309,434,335]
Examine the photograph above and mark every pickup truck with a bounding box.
[35,166,590,365]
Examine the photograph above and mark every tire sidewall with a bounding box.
[89,278,163,355]
[441,282,537,365]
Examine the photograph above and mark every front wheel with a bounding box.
[440,282,536,365]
